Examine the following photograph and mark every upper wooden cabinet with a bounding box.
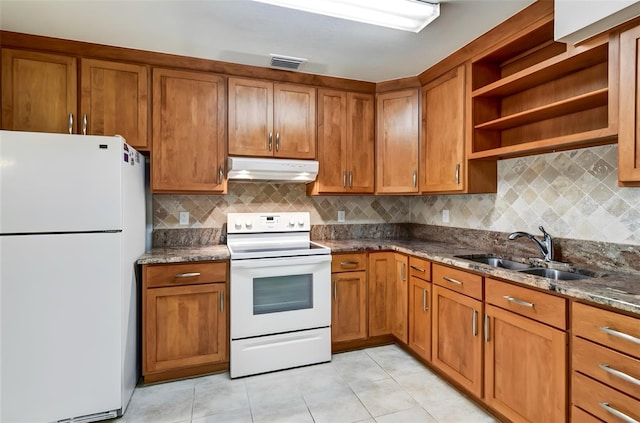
[421,65,496,194]
[151,68,226,193]
[1,49,77,134]
[310,89,374,194]
[228,77,316,159]
[80,59,149,150]
[421,66,465,193]
[375,89,420,194]
[469,18,617,160]
[618,24,640,185]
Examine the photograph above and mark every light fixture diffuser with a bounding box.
[253,0,440,33]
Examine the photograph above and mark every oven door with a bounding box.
[230,254,331,339]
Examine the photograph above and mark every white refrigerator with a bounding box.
[0,130,146,422]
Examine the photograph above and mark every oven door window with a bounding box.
[253,273,313,315]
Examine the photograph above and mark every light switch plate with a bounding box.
[179,211,189,225]
[338,210,346,223]
[442,209,450,223]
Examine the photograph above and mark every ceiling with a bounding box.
[0,0,537,82]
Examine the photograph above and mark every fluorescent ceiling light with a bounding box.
[253,0,440,33]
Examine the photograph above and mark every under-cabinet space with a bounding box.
[470,17,616,160]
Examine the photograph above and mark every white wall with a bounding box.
[555,0,640,43]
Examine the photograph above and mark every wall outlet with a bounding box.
[179,211,189,225]
[442,209,450,223]
[337,210,346,223]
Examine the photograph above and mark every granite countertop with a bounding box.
[138,239,640,316]
[138,245,230,264]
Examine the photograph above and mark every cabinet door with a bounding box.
[1,49,77,134]
[485,304,567,422]
[432,285,483,397]
[144,283,227,373]
[393,253,409,344]
[421,65,465,193]
[80,59,149,150]
[316,89,348,193]
[409,276,431,361]
[368,252,394,337]
[331,271,367,343]
[274,83,316,159]
[619,25,640,184]
[347,92,375,193]
[228,77,273,157]
[152,68,226,193]
[375,89,419,193]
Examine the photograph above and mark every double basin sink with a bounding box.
[455,255,593,281]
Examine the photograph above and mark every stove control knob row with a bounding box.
[234,219,253,230]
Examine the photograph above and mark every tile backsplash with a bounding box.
[154,144,640,246]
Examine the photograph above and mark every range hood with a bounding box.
[227,157,319,183]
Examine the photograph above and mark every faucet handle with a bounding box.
[539,226,549,237]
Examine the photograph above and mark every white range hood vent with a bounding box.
[227,157,318,183]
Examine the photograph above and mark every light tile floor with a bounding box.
[113,344,497,423]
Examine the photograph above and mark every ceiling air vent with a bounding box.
[269,54,307,71]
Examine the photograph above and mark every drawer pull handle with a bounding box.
[443,276,463,286]
[340,261,359,266]
[600,326,640,345]
[342,170,347,188]
[503,295,534,308]
[599,402,640,423]
[175,272,201,278]
[599,364,640,386]
[410,265,426,273]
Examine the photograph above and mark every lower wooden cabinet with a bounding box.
[431,284,483,398]
[368,252,395,337]
[392,253,409,343]
[142,261,228,382]
[408,276,431,361]
[484,304,567,422]
[331,270,367,343]
[571,302,640,422]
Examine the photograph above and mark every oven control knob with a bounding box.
[245,220,252,229]
[234,220,242,230]
[289,219,295,227]
[298,219,305,227]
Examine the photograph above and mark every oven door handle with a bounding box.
[230,254,332,269]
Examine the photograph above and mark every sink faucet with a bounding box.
[508,226,554,261]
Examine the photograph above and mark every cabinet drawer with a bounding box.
[332,253,367,273]
[573,336,640,401]
[485,278,566,329]
[572,405,604,423]
[144,262,227,288]
[573,302,640,359]
[409,256,431,281]
[433,264,482,300]
[572,371,640,423]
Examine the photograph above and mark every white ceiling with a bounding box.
[0,0,537,82]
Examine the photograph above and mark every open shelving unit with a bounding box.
[469,18,617,160]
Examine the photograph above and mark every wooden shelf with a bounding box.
[475,88,608,131]
[469,128,617,160]
[472,43,608,98]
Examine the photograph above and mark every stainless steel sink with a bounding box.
[518,267,590,280]
[456,254,593,280]
[456,255,535,271]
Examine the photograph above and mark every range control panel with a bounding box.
[227,212,311,234]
